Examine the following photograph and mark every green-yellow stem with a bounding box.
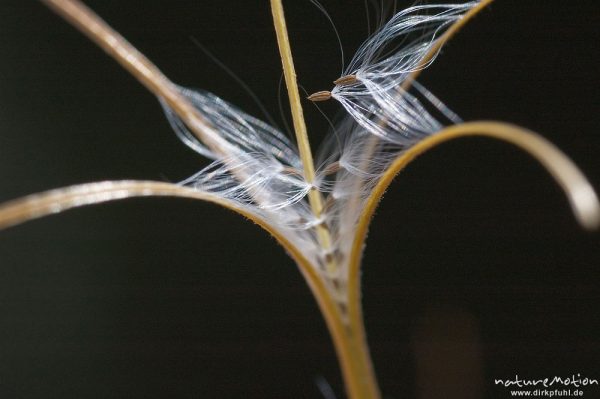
[270,1,381,398]
[269,0,315,183]
[269,0,332,249]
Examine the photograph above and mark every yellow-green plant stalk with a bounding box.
[0,1,598,398]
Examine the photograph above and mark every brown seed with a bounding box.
[333,74,358,86]
[307,90,332,102]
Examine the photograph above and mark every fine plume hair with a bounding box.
[2,2,598,397]
[156,2,484,304]
[331,2,476,143]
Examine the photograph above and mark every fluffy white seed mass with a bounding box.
[160,2,481,305]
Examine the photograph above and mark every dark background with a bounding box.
[0,1,599,398]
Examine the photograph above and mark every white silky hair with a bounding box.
[160,1,480,305]
[332,2,476,143]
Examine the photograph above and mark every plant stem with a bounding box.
[40,0,234,158]
[269,0,315,184]
[345,121,599,398]
[349,121,600,310]
[270,1,381,398]
[347,0,498,364]
[292,258,380,399]
[39,0,282,209]
[269,0,332,249]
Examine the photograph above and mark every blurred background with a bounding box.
[0,1,598,398]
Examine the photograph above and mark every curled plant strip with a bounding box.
[1,1,598,398]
